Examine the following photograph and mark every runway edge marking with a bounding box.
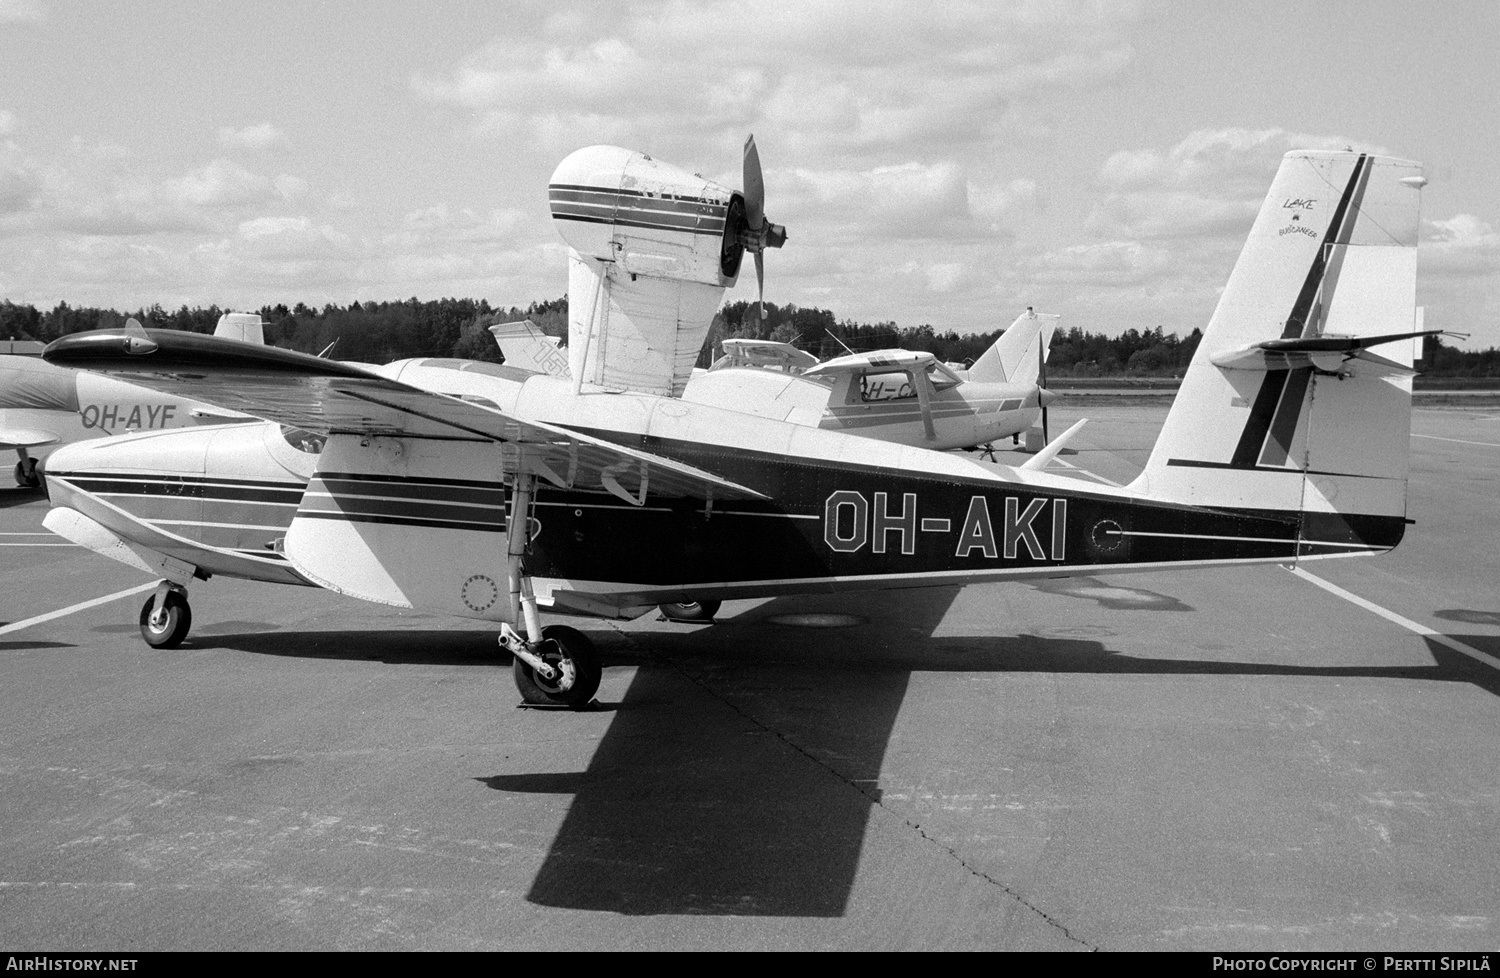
[1287,566,1500,670]
[0,582,157,636]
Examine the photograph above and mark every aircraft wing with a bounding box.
[43,328,768,502]
[716,339,820,372]
[803,348,937,379]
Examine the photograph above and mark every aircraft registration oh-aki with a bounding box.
[40,141,1440,710]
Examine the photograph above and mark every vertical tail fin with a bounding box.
[969,308,1060,384]
[213,313,265,345]
[1131,151,1425,552]
[490,319,572,378]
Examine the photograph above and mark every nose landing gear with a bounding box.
[506,623,601,707]
[498,469,601,708]
[139,583,192,648]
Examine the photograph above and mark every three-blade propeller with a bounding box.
[740,135,787,320]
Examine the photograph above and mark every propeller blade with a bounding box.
[1037,332,1049,444]
[743,134,765,232]
[756,251,766,320]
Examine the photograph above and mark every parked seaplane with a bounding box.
[1,313,263,486]
[492,308,1061,452]
[41,141,1437,712]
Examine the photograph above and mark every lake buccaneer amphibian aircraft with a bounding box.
[41,140,1437,711]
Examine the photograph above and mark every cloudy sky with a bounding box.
[2,0,1497,347]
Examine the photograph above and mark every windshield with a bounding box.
[279,426,326,454]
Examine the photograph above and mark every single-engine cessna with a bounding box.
[41,141,1437,712]
[493,309,1062,452]
[1,313,262,486]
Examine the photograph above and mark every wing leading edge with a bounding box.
[43,328,767,504]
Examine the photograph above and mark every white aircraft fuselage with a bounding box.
[681,366,1049,451]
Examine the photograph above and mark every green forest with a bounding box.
[2,296,1496,378]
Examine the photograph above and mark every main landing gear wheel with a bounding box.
[138,590,192,649]
[659,599,721,623]
[513,624,601,708]
[14,458,40,488]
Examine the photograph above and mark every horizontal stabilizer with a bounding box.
[1211,329,1442,373]
[1019,418,1087,472]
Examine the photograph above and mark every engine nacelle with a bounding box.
[549,145,746,290]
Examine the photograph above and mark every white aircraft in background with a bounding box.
[40,143,1438,715]
[1,313,262,486]
[492,307,1064,452]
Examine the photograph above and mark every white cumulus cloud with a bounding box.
[218,123,288,152]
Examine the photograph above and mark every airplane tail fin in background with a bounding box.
[213,313,265,345]
[969,309,1059,385]
[1130,151,1429,551]
[490,319,572,378]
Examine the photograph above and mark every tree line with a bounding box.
[1,297,1493,377]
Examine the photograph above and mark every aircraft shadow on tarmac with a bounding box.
[192,585,1500,919]
[201,627,512,666]
[0,487,46,509]
[0,639,74,651]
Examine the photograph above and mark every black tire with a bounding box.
[513,624,601,708]
[14,458,40,489]
[138,592,192,649]
[659,599,721,623]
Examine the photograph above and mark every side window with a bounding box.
[860,372,914,402]
[279,426,326,454]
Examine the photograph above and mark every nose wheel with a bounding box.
[506,624,601,707]
[13,456,40,488]
[139,586,192,648]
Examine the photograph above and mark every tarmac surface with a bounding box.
[1,401,1497,951]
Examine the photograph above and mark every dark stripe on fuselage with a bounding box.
[51,472,305,504]
[550,200,725,227]
[548,210,726,238]
[510,427,1402,589]
[295,510,508,534]
[315,474,506,507]
[549,184,727,213]
[1166,459,1394,480]
[548,184,728,237]
[300,471,509,534]
[263,434,1399,590]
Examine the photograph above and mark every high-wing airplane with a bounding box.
[40,144,1437,714]
[1,313,262,486]
[492,307,1062,452]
